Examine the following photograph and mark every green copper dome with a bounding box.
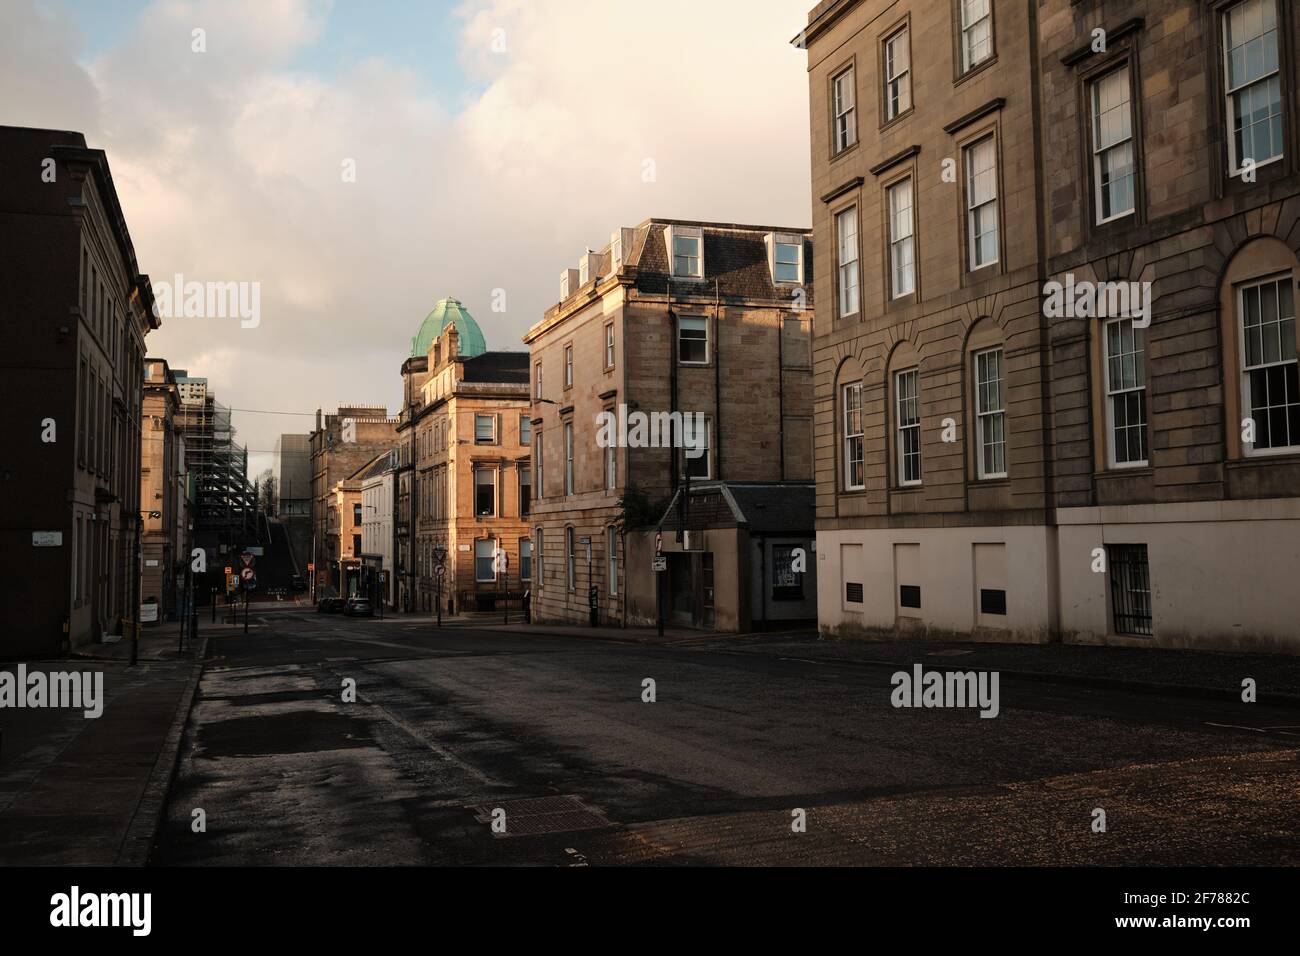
[410,297,487,359]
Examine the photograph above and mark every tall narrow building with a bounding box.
[0,126,156,655]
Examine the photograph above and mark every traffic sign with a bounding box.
[652,556,667,572]
[224,566,233,575]
[307,562,315,571]
[240,552,255,569]
[240,567,255,582]
[655,531,662,557]
[434,564,445,577]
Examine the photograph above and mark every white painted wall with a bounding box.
[815,525,1056,642]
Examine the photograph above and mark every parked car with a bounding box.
[343,598,374,617]
[317,597,346,614]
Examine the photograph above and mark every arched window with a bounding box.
[1220,238,1300,457]
[886,342,923,487]
[966,320,1007,479]
[836,358,866,491]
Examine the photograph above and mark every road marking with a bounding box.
[360,695,504,788]
[1204,721,1300,737]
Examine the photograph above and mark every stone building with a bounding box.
[1038,0,1300,652]
[0,126,156,656]
[801,0,1053,643]
[800,0,1300,652]
[141,358,190,622]
[359,448,398,609]
[309,406,397,599]
[398,303,531,615]
[524,219,815,629]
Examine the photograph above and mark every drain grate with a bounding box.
[469,795,614,838]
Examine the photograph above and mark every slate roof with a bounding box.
[461,350,529,384]
[658,481,815,534]
[634,222,814,303]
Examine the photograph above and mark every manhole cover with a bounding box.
[469,795,614,838]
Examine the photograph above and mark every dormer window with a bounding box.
[610,227,634,271]
[665,225,704,279]
[765,232,804,284]
[578,250,601,286]
[559,268,578,299]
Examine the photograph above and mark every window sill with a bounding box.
[879,106,914,134]
[954,54,998,88]
[830,141,860,164]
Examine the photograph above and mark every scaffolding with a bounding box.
[176,395,256,540]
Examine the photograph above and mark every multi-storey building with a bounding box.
[0,126,156,656]
[801,0,1300,652]
[1037,0,1300,652]
[399,306,531,614]
[524,219,816,629]
[359,448,398,608]
[141,358,190,622]
[802,0,1053,643]
[273,432,312,573]
[309,406,396,599]
[173,372,256,574]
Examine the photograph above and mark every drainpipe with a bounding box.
[777,310,785,480]
[713,278,722,480]
[669,284,679,491]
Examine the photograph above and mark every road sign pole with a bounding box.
[656,528,664,637]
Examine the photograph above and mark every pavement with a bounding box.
[0,619,222,865]
[147,609,1300,866]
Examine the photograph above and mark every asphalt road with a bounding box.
[152,609,1300,865]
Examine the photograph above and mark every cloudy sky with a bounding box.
[3,0,812,476]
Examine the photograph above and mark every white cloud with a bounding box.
[3,0,811,476]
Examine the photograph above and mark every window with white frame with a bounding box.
[773,239,802,283]
[965,136,998,269]
[670,228,703,278]
[535,528,544,587]
[844,382,864,490]
[1223,0,1283,175]
[678,316,709,364]
[520,538,532,581]
[475,539,496,582]
[684,416,711,480]
[534,362,542,399]
[566,526,576,590]
[564,345,574,387]
[474,465,496,516]
[519,414,530,446]
[605,323,615,367]
[535,431,544,497]
[475,413,494,444]
[884,27,911,121]
[1104,317,1149,466]
[564,422,574,494]
[974,347,1006,478]
[836,207,860,317]
[1240,274,1298,452]
[888,179,915,298]
[961,0,993,73]
[833,66,857,153]
[607,526,618,596]
[895,368,921,485]
[519,465,531,517]
[1091,66,1136,223]
[605,439,616,490]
